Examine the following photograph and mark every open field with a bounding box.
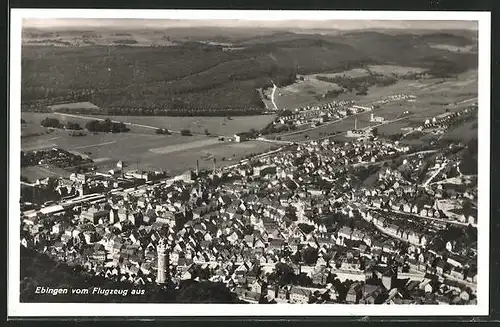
[268,75,344,109]
[316,68,370,78]
[21,165,73,181]
[81,114,276,137]
[22,112,154,134]
[20,116,277,176]
[21,112,275,137]
[429,44,477,53]
[48,101,100,111]
[366,65,426,75]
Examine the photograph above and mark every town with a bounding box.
[20,101,478,305]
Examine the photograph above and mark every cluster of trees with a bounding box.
[84,119,130,133]
[260,122,297,135]
[65,121,82,130]
[180,129,192,136]
[39,117,82,130]
[40,117,62,128]
[431,224,477,253]
[459,138,478,175]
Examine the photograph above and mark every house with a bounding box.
[346,283,362,304]
[382,268,397,290]
[289,286,312,304]
[249,280,265,295]
[312,271,329,286]
[359,284,384,304]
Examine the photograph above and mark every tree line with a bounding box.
[85,119,130,133]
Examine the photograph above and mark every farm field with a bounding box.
[316,68,370,78]
[21,112,154,135]
[48,101,100,111]
[21,112,276,137]
[80,114,276,137]
[365,65,426,75]
[21,165,73,182]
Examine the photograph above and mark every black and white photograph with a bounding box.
[8,9,491,317]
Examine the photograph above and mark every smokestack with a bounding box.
[196,160,199,175]
[354,117,357,130]
[213,158,216,175]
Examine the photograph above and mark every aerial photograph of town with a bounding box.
[17,16,480,307]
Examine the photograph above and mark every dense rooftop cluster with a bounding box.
[20,131,478,305]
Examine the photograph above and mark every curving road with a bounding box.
[270,80,279,110]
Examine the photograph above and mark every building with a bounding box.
[234,133,248,143]
[370,113,385,123]
[156,239,169,284]
[289,286,312,304]
[80,208,109,224]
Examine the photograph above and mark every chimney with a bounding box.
[196,159,199,176]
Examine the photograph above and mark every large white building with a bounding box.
[370,113,385,123]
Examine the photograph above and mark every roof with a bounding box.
[290,286,312,297]
[40,205,66,215]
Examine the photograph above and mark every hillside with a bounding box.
[20,246,240,303]
[21,30,477,115]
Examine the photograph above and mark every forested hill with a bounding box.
[20,246,241,303]
[21,30,477,115]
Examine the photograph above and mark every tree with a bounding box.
[204,129,210,136]
[85,119,130,133]
[176,281,238,303]
[40,117,61,128]
[298,223,314,234]
[274,262,296,285]
[302,247,318,265]
[181,129,192,136]
[65,121,82,130]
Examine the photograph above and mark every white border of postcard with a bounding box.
[9,9,491,317]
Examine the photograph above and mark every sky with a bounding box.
[23,18,478,31]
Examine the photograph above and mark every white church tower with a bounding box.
[156,238,169,284]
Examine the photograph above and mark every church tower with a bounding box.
[156,238,169,284]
